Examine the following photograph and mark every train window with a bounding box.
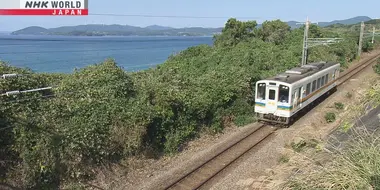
[312,80,317,92]
[269,89,276,100]
[306,83,311,95]
[278,85,289,103]
[325,74,329,84]
[321,76,325,86]
[257,83,266,100]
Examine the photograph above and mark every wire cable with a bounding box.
[88,13,261,20]
[0,84,113,105]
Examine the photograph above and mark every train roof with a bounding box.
[264,61,339,84]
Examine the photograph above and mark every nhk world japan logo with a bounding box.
[0,0,88,15]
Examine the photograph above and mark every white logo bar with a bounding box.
[19,0,86,9]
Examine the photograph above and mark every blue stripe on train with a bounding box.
[256,102,293,111]
[255,102,265,107]
[277,105,292,110]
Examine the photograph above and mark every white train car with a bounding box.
[254,61,340,124]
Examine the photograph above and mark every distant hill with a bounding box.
[13,26,48,35]
[145,25,174,30]
[283,16,372,29]
[317,16,372,27]
[12,24,222,36]
[11,16,373,36]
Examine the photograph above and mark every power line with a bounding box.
[88,13,261,20]
[0,85,113,105]
[1,87,53,97]
[1,73,20,79]
[0,73,36,79]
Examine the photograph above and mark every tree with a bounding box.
[259,20,291,45]
[213,18,258,47]
[309,24,325,38]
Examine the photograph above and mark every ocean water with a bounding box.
[0,35,213,73]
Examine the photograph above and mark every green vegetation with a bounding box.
[287,129,380,190]
[1,18,378,188]
[278,155,290,163]
[325,112,336,123]
[290,138,320,153]
[340,121,353,132]
[334,102,344,110]
[290,139,307,152]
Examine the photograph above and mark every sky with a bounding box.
[0,0,379,31]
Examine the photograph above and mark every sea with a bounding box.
[0,35,213,73]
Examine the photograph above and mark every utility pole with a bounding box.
[358,21,365,58]
[372,26,376,43]
[301,17,310,66]
[298,17,341,66]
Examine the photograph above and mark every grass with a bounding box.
[285,127,380,190]
[334,102,344,110]
[339,121,354,133]
[278,155,290,163]
[233,115,256,127]
[324,112,336,123]
[290,139,307,153]
[290,138,320,153]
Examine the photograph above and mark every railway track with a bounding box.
[160,53,380,190]
[337,53,380,86]
[162,124,276,190]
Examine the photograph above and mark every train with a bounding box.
[254,61,340,125]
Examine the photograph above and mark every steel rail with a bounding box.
[191,126,276,190]
[337,53,380,86]
[162,124,276,190]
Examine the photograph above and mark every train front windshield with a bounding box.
[257,83,266,100]
[278,85,289,103]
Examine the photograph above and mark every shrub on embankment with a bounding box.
[286,130,380,189]
[0,18,373,188]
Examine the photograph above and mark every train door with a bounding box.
[293,90,298,112]
[298,87,303,109]
[266,85,278,113]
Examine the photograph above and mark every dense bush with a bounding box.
[363,39,375,52]
[0,18,375,188]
